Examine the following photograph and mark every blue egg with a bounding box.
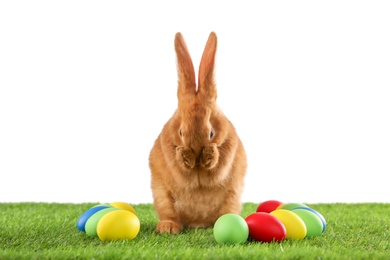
[294,206,327,232]
[76,206,110,232]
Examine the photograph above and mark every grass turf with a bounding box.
[0,202,389,259]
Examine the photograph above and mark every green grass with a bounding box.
[0,202,389,259]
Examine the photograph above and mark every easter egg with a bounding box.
[294,206,327,232]
[97,210,140,241]
[256,200,283,213]
[292,208,323,238]
[110,202,136,215]
[245,212,286,242]
[92,203,113,208]
[277,202,308,211]
[77,205,110,232]
[213,213,249,244]
[85,207,119,237]
[270,209,306,240]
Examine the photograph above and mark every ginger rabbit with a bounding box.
[149,32,247,234]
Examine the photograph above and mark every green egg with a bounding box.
[292,208,323,238]
[277,202,309,211]
[213,213,249,244]
[92,203,113,208]
[85,207,119,237]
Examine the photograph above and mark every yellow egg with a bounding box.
[270,209,306,240]
[97,210,140,241]
[110,202,136,215]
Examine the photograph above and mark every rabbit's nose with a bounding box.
[188,144,200,154]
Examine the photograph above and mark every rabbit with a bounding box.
[149,32,247,234]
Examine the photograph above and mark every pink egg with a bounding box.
[256,200,284,213]
[245,212,287,243]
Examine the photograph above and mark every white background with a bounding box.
[1,1,389,204]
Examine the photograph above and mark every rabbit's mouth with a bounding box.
[194,158,202,168]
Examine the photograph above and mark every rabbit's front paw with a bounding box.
[156,220,183,234]
[176,146,195,169]
[200,143,219,169]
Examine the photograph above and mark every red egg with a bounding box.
[256,200,283,213]
[245,212,287,243]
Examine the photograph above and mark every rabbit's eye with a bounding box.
[210,129,214,139]
[179,129,182,137]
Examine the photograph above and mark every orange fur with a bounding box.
[149,32,247,234]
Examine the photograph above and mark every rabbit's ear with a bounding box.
[175,32,196,101]
[198,32,217,102]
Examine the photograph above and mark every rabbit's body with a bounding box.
[149,32,247,234]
